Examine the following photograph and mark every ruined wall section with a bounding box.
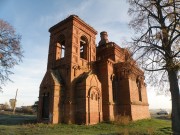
[114,62,150,120]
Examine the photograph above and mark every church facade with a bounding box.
[37,15,150,124]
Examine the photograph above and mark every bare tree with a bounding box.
[127,0,180,134]
[0,19,23,91]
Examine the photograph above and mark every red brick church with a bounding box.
[37,15,150,124]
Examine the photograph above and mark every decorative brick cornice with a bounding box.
[115,62,144,78]
[49,15,97,35]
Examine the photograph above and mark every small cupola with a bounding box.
[98,31,109,46]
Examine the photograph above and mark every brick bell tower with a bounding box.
[38,15,102,124]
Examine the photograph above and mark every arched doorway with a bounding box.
[42,92,50,119]
[88,87,101,124]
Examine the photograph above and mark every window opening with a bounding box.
[61,40,65,58]
[95,94,98,101]
[136,77,142,101]
[56,35,65,60]
[42,92,50,119]
[80,36,88,60]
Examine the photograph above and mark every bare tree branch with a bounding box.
[0,19,23,90]
[127,0,180,133]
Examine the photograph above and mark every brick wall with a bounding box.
[131,105,150,120]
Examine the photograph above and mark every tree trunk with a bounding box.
[168,70,180,135]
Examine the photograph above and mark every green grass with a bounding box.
[0,112,172,135]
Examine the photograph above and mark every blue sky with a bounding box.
[0,0,171,109]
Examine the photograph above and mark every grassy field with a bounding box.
[0,112,172,135]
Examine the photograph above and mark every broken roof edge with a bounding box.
[49,14,97,34]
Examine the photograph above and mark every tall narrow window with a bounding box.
[136,77,142,101]
[80,36,88,60]
[56,35,65,60]
[112,77,117,102]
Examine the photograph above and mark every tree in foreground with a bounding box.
[0,19,23,91]
[127,0,179,134]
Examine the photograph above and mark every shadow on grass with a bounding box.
[99,133,122,135]
[0,113,37,125]
[159,127,172,134]
[155,116,171,121]
[99,133,150,135]
[151,114,171,121]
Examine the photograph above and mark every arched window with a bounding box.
[112,75,117,102]
[136,77,142,101]
[56,35,65,60]
[80,36,88,60]
[42,92,50,119]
